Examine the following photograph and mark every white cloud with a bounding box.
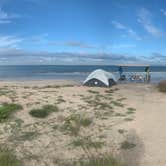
[111,21,126,29]
[0,8,20,24]
[111,20,141,40]
[161,9,166,16]
[0,35,22,48]
[138,8,164,37]
[48,41,96,49]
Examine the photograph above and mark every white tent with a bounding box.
[83,69,117,87]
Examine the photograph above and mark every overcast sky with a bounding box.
[0,0,166,65]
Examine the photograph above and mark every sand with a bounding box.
[0,80,165,165]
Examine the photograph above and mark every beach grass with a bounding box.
[71,137,104,149]
[111,101,124,107]
[0,103,22,122]
[158,81,166,92]
[87,90,100,94]
[79,154,123,166]
[29,105,59,118]
[0,148,21,166]
[61,114,92,135]
[120,141,136,150]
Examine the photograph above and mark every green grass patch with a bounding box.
[118,129,125,134]
[124,118,133,121]
[18,131,39,141]
[79,154,123,166]
[87,90,99,94]
[29,105,59,118]
[127,107,136,112]
[114,113,126,117]
[71,137,104,149]
[0,103,22,122]
[61,114,92,136]
[111,101,124,107]
[0,148,21,166]
[120,141,136,150]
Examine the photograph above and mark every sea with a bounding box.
[0,65,166,83]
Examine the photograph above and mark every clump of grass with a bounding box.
[124,118,133,121]
[79,154,123,166]
[126,108,136,114]
[117,97,127,102]
[120,141,136,149]
[0,103,22,122]
[127,107,136,112]
[61,114,92,135]
[87,90,99,94]
[114,113,126,117]
[29,105,58,118]
[56,96,66,104]
[71,137,104,149]
[111,101,124,107]
[105,89,114,94]
[18,131,39,141]
[158,81,166,92]
[118,129,125,134]
[0,148,21,166]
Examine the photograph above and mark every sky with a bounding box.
[0,0,166,65]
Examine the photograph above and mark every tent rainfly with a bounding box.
[83,69,117,87]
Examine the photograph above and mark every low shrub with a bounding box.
[0,103,22,122]
[29,105,58,118]
[0,149,21,166]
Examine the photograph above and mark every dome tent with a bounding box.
[83,69,117,87]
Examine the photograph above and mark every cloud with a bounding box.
[0,35,22,48]
[0,48,149,65]
[48,41,96,49]
[64,41,96,49]
[0,8,20,24]
[138,8,164,37]
[161,9,166,16]
[111,20,141,40]
[111,21,126,29]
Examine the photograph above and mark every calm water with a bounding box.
[0,65,166,83]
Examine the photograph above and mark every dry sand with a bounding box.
[0,80,165,165]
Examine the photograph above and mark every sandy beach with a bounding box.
[0,80,165,166]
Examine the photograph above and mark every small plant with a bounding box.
[118,129,125,134]
[111,101,124,107]
[124,118,133,121]
[71,137,104,149]
[61,114,92,135]
[105,89,114,94]
[18,131,39,141]
[158,81,166,92]
[87,90,99,94]
[29,105,58,118]
[56,97,66,104]
[114,113,126,117]
[79,154,123,166]
[0,148,21,166]
[117,97,127,102]
[120,141,136,149]
[0,103,22,122]
[127,107,136,111]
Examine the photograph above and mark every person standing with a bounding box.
[145,66,150,82]
[118,66,123,78]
